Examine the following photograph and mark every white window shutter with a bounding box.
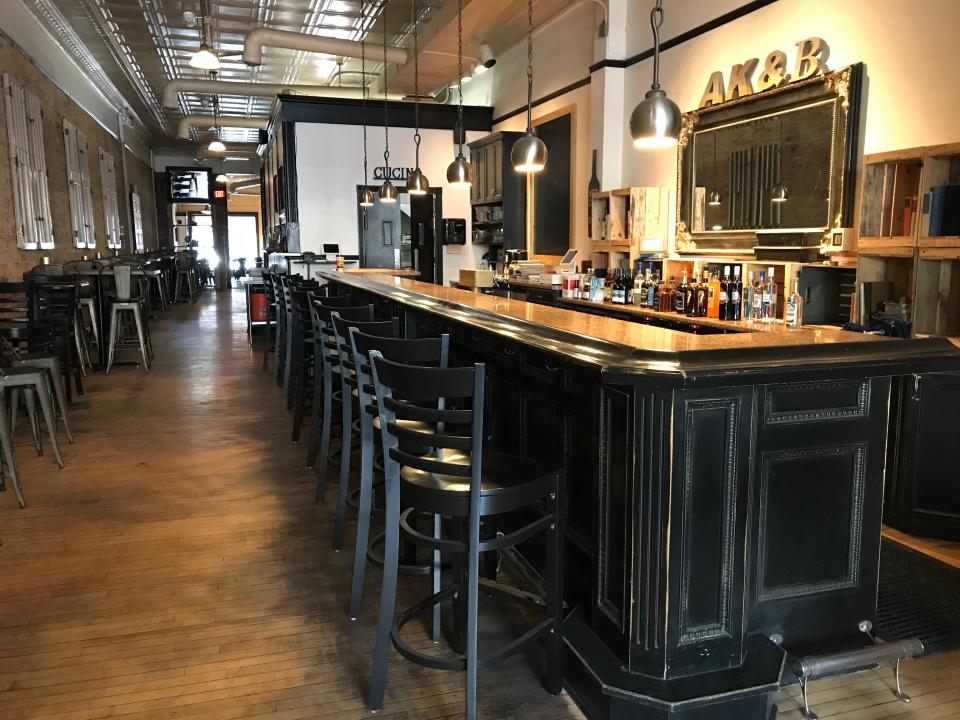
[3,73,38,249]
[76,130,95,249]
[131,189,144,252]
[99,148,121,249]
[24,92,54,249]
[63,119,86,249]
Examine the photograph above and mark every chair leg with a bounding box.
[315,369,334,504]
[464,500,482,720]
[306,354,322,468]
[106,305,119,374]
[368,463,401,712]
[274,320,285,387]
[544,481,564,695]
[132,307,151,373]
[348,416,375,619]
[86,302,100,347]
[8,388,18,433]
[0,396,24,508]
[291,356,307,442]
[73,316,88,377]
[34,376,63,469]
[332,391,353,550]
[45,365,74,444]
[261,319,272,373]
[282,322,295,407]
[23,389,43,457]
[174,273,182,304]
[433,512,442,644]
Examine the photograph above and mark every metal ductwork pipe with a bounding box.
[178,115,268,140]
[242,28,408,67]
[162,79,394,109]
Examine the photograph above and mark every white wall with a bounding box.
[621,0,960,191]
[294,123,485,282]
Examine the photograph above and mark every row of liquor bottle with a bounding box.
[568,263,804,325]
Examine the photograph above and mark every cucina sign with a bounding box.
[698,37,831,109]
[372,166,415,181]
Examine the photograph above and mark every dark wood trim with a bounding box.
[491,77,591,126]
[273,95,493,131]
[588,0,781,73]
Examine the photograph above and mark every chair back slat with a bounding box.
[114,265,133,300]
[330,314,398,387]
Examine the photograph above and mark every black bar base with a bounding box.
[563,610,783,720]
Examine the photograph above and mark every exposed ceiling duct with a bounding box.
[178,115,268,139]
[162,79,400,109]
[242,28,409,67]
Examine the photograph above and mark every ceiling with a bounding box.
[32,0,579,151]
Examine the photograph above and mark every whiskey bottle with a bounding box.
[675,271,689,313]
[729,266,743,321]
[695,273,710,317]
[718,265,731,320]
[785,271,803,327]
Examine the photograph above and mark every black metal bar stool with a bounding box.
[308,300,371,504]
[367,353,565,719]
[260,272,278,374]
[346,327,451,624]
[330,311,398,550]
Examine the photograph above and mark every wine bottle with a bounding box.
[588,150,600,240]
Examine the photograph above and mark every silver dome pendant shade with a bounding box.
[446,0,474,188]
[630,0,681,150]
[708,189,722,206]
[379,179,398,203]
[405,1,429,196]
[359,187,376,207]
[512,0,547,174]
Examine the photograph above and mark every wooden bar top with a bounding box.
[322,271,960,381]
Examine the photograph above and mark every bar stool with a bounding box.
[2,365,64,470]
[0,392,23,507]
[367,353,564,719]
[330,312,398,550]
[261,272,277,373]
[289,289,316,442]
[282,280,319,410]
[304,293,354,469]
[173,254,197,304]
[105,265,151,374]
[1,337,73,444]
[308,300,371,503]
[272,275,288,387]
[346,327,451,622]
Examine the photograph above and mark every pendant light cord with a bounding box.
[649,0,664,90]
[382,0,390,174]
[361,38,368,185]
[525,0,534,132]
[456,0,465,157]
[412,0,421,168]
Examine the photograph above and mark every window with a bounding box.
[227,213,259,269]
[62,119,96,249]
[3,73,54,249]
[131,189,145,252]
[99,148,122,249]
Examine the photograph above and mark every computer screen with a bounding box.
[322,243,339,254]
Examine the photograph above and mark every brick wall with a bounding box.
[0,32,157,280]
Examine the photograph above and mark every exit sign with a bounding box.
[213,189,226,199]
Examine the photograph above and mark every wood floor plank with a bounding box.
[0,290,957,720]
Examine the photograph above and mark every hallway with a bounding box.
[0,291,581,720]
[1,291,959,720]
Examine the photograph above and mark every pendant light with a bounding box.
[405,0,429,196]
[708,134,721,206]
[511,0,547,173]
[771,114,789,202]
[358,38,376,207]
[378,3,398,204]
[207,95,226,152]
[190,2,221,70]
[445,0,473,187]
[630,0,681,150]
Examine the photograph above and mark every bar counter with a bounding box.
[324,270,960,720]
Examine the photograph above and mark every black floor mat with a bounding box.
[876,538,960,655]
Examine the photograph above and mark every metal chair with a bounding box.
[105,264,151,374]
[0,336,73,445]
[2,364,64,472]
[367,353,565,719]
[0,392,23,507]
[173,253,198,303]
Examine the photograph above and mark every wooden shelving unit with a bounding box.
[589,187,670,271]
[857,142,960,334]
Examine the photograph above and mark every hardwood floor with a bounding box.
[883,527,960,570]
[0,290,957,720]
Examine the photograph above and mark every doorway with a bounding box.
[357,185,443,285]
[228,212,260,274]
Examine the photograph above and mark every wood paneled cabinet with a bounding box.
[468,132,526,251]
[470,138,504,204]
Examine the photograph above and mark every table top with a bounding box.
[76,268,162,277]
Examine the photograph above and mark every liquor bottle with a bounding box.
[632,264,644,306]
[707,272,720,318]
[767,267,778,322]
[587,150,600,239]
[695,272,710,317]
[663,276,676,313]
[613,270,624,304]
[743,270,754,321]
[785,271,804,327]
[729,266,743,321]
[752,271,765,321]
[675,271,689,313]
[624,270,634,305]
[687,270,700,317]
[718,265,731,320]
[646,268,659,308]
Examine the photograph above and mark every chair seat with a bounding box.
[400,450,560,516]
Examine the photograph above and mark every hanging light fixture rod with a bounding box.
[378,0,398,204]
[511,0,548,173]
[406,0,429,196]
[629,0,681,150]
